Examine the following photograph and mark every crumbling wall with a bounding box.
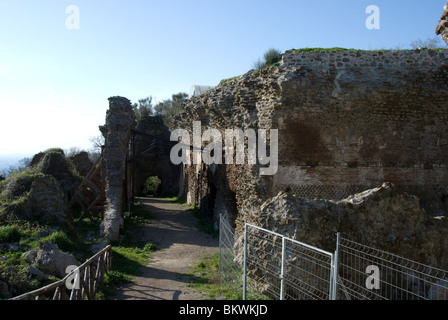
[177,49,448,251]
[243,183,448,268]
[275,49,448,198]
[436,1,448,45]
[100,96,135,241]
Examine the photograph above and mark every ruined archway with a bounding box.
[69,97,180,241]
[129,116,180,199]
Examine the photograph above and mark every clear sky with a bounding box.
[0,0,446,155]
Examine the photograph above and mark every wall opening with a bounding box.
[142,176,161,196]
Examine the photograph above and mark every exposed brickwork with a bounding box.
[176,49,448,223]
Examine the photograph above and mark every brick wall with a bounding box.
[178,49,448,220]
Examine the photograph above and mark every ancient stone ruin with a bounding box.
[81,48,448,270]
[74,8,448,252]
[436,1,448,45]
[174,48,448,269]
[99,97,135,241]
[86,96,180,241]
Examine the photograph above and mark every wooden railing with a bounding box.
[9,245,112,300]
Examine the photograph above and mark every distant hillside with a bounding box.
[0,154,33,172]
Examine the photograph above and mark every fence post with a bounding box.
[219,214,222,278]
[331,232,340,300]
[280,236,286,300]
[243,220,248,300]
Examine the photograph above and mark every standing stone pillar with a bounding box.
[100,96,135,241]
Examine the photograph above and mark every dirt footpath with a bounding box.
[108,197,219,300]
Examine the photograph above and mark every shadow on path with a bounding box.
[107,197,219,300]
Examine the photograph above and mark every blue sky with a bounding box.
[0,0,446,156]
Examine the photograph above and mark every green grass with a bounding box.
[219,75,240,85]
[100,200,158,296]
[189,207,218,238]
[290,47,448,54]
[39,231,83,253]
[290,47,362,53]
[186,253,236,300]
[186,253,272,300]
[0,225,23,243]
[0,198,158,299]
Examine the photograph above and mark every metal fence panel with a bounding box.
[282,237,334,300]
[244,223,334,300]
[218,215,448,300]
[337,236,448,300]
[218,215,243,297]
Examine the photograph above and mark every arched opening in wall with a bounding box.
[142,176,161,196]
[226,189,238,229]
[207,182,217,217]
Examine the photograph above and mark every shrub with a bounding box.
[252,58,266,70]
[0,170,41,200]
[263,48,283,66]
[0,225,22,243]
[219,76,240,85]
[143,176,161,195]
[104,270,131,286]
[252,48,283,71]
[40,231,80,253]
[43,148,65,156]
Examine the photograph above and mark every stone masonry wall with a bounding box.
[274,49,448,207]
[436,1,448,46]
[100,96,135,241]
[177,48,448,229]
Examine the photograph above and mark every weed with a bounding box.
[0,225,22,243]
[219,76,240,86]
[39,231,82,253]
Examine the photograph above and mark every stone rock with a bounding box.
[176,48,448,247]
[33,151,82,200]
[2,175,77,237]
[7,243,20,252]
[69,151,93,177]
[244,183,448,269]
[436,1,448,45]
[26,265,45,281]
[23,242,79,278]
[28,175,77,237]
[100,96,135,241]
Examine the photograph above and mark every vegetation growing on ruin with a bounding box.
[219,75,240,85]
[186,253,272,300]
[133,92,189,127]
[0,148,159,299]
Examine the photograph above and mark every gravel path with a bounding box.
[107,197,219,300]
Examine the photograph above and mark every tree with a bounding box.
[133,96,154,122]
[154,92,188,127]
[410,36,447,49]
[88,135,105,163]
[65,146,82,158]
[89,135,104,150]
[1,157,31,178]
